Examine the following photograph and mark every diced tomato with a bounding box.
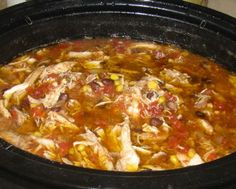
[213,100,226,110]
[94,119,107,127]
[207,152,218,161]
[58,142,72,156]
[48,73,59,79]
[169,114,183,129]
[168,136,179,149]
[73,112,85,125]
[72,40,82,51]
[168,51,181,59]
[30,105,45,118]
[165,92,177,102]
[147,102,163,117]
[29,83,53,98]
[26,86,34,94]
[177,145,189,154]
[10,108,18,120]
[57,42,71,50]
[111,39,129,54]
[103,84,114,95]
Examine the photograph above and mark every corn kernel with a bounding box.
[168,58,174,63]
[81,151,87,156]
[77,144,85,152]
[114,80,121,86]
[170,155,179,165]
[147,81,158,90]
[69,148,74,155]
[96,128,105,139]
[27,58,36,64]
[158,96,165,104]
[116,85,123,92]
[126,164,138,172]
[110,74,119,81]
[188,148,196,158]
[82,85,92,93]
[33,131,41,137]
[181,51,189,57]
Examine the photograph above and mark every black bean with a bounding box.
[51,106,61,112]
[59,93,68,101]
[195,111,205,118]
[90,81,100,91]
[146,91,158,100]
[201,77,212,84]
[150,117,163,127]
[101,78,113,85]
[147,91,155,100]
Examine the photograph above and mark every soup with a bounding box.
[0,38,235,171]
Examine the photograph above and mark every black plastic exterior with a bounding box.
[0,1,235,189]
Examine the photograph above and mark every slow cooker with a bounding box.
[0,0,235,188]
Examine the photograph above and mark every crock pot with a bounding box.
[0,0,235,188]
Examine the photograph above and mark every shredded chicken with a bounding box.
[0,131,31,149]
[42,111,78,131]
[142,123,159,135]
[68,51,92,58]
[77,128,114,170]
[160,68,190,85]
[177,153,204,167]
[129,42,158,50]
[12,107,29,126]
[32,136,57,151]
[116,116,140,171]
[4,66,45,103]
[0,100,11,118]
[197,119,214,135]
[194,89,211,109]
[40,61,77,79]
[28,79,67,108]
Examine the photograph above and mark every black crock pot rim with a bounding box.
[0,0,235,40]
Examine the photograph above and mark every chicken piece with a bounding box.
[133,146,152,155]
[68,51,92,58]
[0,100,11,118]
[28,79,67,108]
[24,66,45,85]
[160,68,190,85]
[0,131,31,149]
[143,123,160,134]
[32,136,57,151]
[3,83,29,100]
[85,74,98,84]
[78,128,114,170]
[194,89,211,109]
[129,42,158,50]
[11,107,29,126]
[116,116,140,171]
[42,111,78,131]
[188,154,204,166]
[40,61,77,79]
[197,119,214,135]
[4,66,45,103]
[177,153,204,167]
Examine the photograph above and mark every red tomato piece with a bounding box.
[30,83,53,98]
[58,142,72,156]
[10,108,18,120]
[213,100,226,110]
[30,105,45,118]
